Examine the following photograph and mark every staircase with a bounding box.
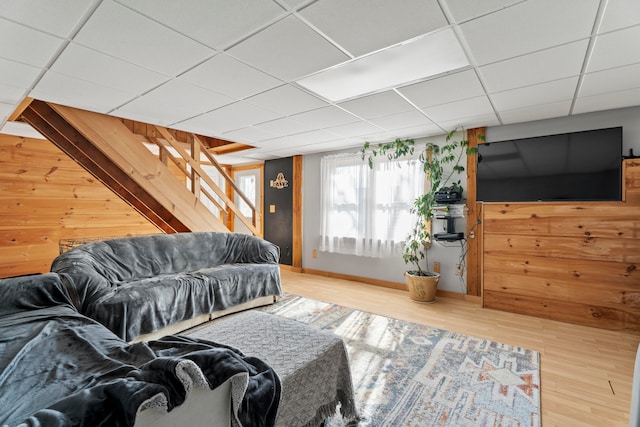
[20,100,259,236]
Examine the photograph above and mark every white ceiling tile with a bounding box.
[491,77,579,111]
[338,91,414,119]
[422,95,495,122]
[573,87,640,115]
[50,43,169,94]
[0,58,40,102]
[0,84,25,104]
[31,70,134,113]
[298,28,469,102]
[289,106,359,129]
[326,121,382,138]
[116,79,234,125]
[73,1,214,76]
[287,129,340,144]
[0,0,97,37]
[480,40,588,93]
[228,15,349,81]
[116,0,285,49]
[264,147,303,157]
[498,101,572,125]
[588,26,640,73]
[246,84,328,116]
[277,0,308,9]
[398,69,485,108]
[369,110,433,131]
[0,121,45,139]
[0,101,14,123]
[599,0,640,33]
[255,136,296,150]
[299,0,448,57]
[580,63,640,97]
[356,131,398,144]
[460,0,599,65]
[296,139,356,154]
[233,149,279,161]
[180,54,282,99]
[0,18,62,67]
[442,0,524,24]
[223,126,278,143]
[177,101,282,134]
[253,116,310,136]
[396,122,444,139]
[214,152,265,165]
[436,113,500,131]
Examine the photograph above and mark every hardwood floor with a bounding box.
[280,269,640,427]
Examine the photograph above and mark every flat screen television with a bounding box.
[476,127,623,202]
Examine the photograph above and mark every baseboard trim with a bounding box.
[437,289,482,303]
[279,264,303,273]
[299,268,481,304]
[301,268,407,291]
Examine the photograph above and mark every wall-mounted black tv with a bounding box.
[476,127,622,202]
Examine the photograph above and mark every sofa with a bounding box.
[631,342,640,427]
[50,232,282,342]
[0,273,281,427]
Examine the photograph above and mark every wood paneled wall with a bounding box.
[0,133,160,278]
[482,159,640,331]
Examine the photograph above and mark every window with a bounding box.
[237,174,257,219]
[320,150,425,258]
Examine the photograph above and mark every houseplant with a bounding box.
[361,128,478,302]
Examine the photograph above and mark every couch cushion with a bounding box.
[84,263,281,341]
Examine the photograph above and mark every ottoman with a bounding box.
[188,310,358,427]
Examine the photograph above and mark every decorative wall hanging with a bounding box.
[270,172,288,189]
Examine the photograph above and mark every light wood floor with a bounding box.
[280,269,640,427]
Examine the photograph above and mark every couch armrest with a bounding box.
[50,252,111,312]
[223,234,280,265]
[0,273,74,316]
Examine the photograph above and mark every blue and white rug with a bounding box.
[261,294,541,427]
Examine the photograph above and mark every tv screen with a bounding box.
[476,127,622,202]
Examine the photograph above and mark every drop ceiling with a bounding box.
[1,0,639,164]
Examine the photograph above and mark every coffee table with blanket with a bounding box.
[188,310,358,427]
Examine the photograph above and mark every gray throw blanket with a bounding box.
[50,232,282,341]
[0,274,281,427]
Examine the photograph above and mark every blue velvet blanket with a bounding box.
[0,274,281,427]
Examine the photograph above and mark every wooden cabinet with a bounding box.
[481,159,640,331]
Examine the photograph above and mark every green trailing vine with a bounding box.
[361,128,480,276]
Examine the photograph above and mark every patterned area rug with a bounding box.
[260,293,540,427]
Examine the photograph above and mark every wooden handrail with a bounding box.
[145,137,231,225]
[193,135,257,220]
[153,126,260,236]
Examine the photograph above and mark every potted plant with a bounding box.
[361,128,478,302]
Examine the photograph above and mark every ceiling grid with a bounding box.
[0,0,638,163]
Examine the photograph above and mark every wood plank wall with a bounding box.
[482,159,640,331]
[0,133,160,278]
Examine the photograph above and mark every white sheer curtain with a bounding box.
[320,149,425,258]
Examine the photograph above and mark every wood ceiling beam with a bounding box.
[120,118,253,152]
[208,142,254,155]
